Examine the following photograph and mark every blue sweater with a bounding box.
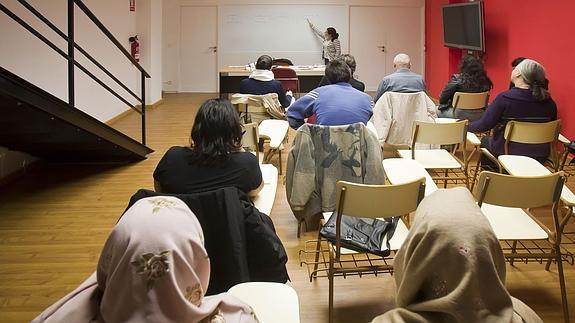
[239,78,292,108]
[468,88,557,160]
[287,82,374,129]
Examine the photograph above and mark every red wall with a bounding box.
[425,0,575,138]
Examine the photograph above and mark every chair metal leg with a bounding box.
[279,149,283,175]
[312,229,323,279]
[328,255,335,323]
[556,247,570,323]
[470,157,482,191]
[444,169,448,188]
[510,241,518,266]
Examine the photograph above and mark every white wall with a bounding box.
[0,0,162,181]
[162,0,424,92]
[137,0,163,104]
[0,0,163,118]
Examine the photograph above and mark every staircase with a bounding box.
[0,67,152,162]
[0,0,153,163]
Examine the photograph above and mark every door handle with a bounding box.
[208,46,217,53]
[377,45,385,52]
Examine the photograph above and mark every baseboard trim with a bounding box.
[106,99,164,126]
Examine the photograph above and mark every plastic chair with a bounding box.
[231,93,283,124]
[397,120,470,188]
[241,122,262,163]
[476,119,562,180]
[473,171,570,322]
[228,282,300,323]
[303,178,425,323]
[272,67,300,93]
[258,119,289,174]
[452,91,489,121]
[369,91,437,148]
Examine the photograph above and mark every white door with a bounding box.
[350,6,424,92]
[180,6,217,92]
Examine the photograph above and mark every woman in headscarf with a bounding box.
[372,187,542,323]
[33,196,259,323]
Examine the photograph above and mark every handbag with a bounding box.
[319,212,399,257]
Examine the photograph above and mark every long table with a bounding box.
[219,66,325,97]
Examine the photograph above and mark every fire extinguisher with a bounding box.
[129,36,140,62]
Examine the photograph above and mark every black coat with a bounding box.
[126,187,289,295]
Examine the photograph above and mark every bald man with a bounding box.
[374,53,426,102]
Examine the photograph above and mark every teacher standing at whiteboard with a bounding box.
[307,20,341,65]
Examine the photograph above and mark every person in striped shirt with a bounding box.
[308,20,341,64]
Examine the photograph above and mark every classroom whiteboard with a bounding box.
[218,5,348,66]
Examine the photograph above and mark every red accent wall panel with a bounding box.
[425,0,575,137]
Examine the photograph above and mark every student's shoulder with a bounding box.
[230,151,259,165]
[164,146,191,157]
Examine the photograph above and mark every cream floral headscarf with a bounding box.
[372,187,543,323]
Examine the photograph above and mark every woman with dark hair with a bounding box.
[469,59,557,164]
[437,55,493,121]
[153,99,263,195]
[307,20,341,64]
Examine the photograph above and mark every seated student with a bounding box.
[287,59,374,129]
[509,57,549,90]
[372,188,542,323]
[239,55,293,108]
[33,196,259,323]
[374,53,426,102]
[437,55,493,121]
[469,59,557,165]
[154,99,263,196]
[318,54,365,92]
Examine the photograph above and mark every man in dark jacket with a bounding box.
[240,55,293,108]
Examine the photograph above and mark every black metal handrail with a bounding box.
[0,0,150,145]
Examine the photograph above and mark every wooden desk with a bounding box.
[219,66,325,97]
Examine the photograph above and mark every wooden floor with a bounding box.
[0,93,574,322]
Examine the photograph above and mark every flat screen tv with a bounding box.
[442,1,485,51]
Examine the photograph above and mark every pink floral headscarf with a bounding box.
[372,187,543,323]
[33,196,259,323]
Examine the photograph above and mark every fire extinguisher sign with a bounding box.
[130,0,135,12]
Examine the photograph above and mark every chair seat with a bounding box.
[466,132,481,146]
[252,164,278,215]
[322,212,409,254]
[480,203,548,240]
[382,158,438,196]
[228,282,300,323]
[499,155,575,206]
[398,149,462,169]
[259,119,289,149]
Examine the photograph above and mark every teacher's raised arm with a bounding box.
[307,19,341,65]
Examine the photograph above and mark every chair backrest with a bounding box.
[372,91,436,146]
[453,91,489,110]
[241,122,260,161]
[503,120,561,154]
[332,178,425,257]
[272,67,299,92]
[335,178,425,219]
[473,171,564,209]
[411,120,468,146]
